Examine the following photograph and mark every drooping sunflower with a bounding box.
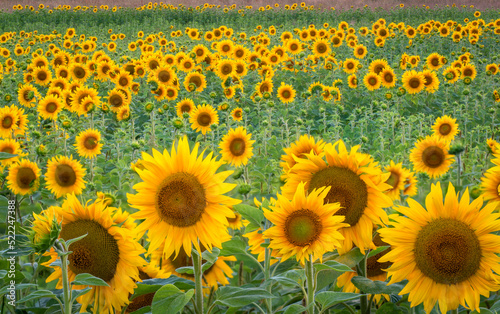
[379,182,500,314]
[219,127,255,167]
[363,72,381,91]
[277,82,296,104]
[189,104,219,135]
[127,136,240,259]
[402,70,425,94]
[283,140,392,254]
[432,115,459,142]
[264,182,347,263]
[37,95,64,120]
[410,135,455,179]
[383,161,407,201]
[45,155,87,198]
[6,159,41,195]
[280,134,326,176]
[74,129,103,159]
[43,194,146,314]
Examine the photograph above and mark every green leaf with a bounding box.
[138,277,195,291]
[151,284,194,314]
[128,306,151,314]
[270,276,301,288]
[215,286,275,308]
[71,287,92,304]
[72,273,110,287]
[220,237,247,256]
[315,292,360,311]
[314,260,353,272]
[334,248,364,268]
[175,266,194,275]
[376,302,408,314]
[17,289,58,303]
[233,204,264,226]
[0,283,37,296]
[351,276,403,295]
[283,303,307,314]
[202,247,220,264]
[0,270,7,278]
[65,233,88,247]
[0,152,17,160]
[367,246,389,259]
[470,309,495,314]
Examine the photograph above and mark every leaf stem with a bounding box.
[305,255,315,314]
[192,246,204,314]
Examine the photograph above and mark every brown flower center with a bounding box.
[16,167,36,189]
[284,209,322,246]
[229,138,246,156]
[422,146,445,168]
[55,164,77,187]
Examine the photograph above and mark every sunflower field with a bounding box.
[2,2,500,314]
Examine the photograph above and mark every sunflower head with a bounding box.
[410,135,455,178]
[30,207,61,253]
[219,126,255,167]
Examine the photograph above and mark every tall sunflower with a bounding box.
[74,128,103,159]
[45,155,87,198]
[264,182,347,263]
[410,135,454,179]
[127,136,240,260]
[277,82,296,104]
[6,159,41,195]
[43,194,146,314]
[378,182,500,313]
[219,127,255,167]
[189,104,219,135]
[282,140,392,254]
[432,115,459,142]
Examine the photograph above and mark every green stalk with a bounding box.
[192,248,204,314]
[305,255,315,314]
[263,245,272,314]
[356,254,368,314]
[59,242,72,314]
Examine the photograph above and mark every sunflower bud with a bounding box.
[210,91,217,98]
[144,102,154,113]
[172,118,183,129]
[131,141,141,150]
[449,140,465,155]
[238,183,251,195]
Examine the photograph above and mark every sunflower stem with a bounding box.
[192,246,204,314]
[305,255,316,314]
[58,241,72,314]
[263,245,272,314]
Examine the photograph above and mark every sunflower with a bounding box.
[116,106,131,121]
[426,52,442,70]
[69,62,90,82]
[10,105,28,137]
[74,129,103,159]
[487,138,500,154]
[38,95,64,121]
[6,159,40,195]
[363,72,381,91]
[183,72,207,92]
[353,44,367,59]
[369,59,388,75]
[219,127,254,167]
[410,135,454,179]
[0,138,22,165]
[33,67,52,86]
[383,161,407,201]
[402,70,425,94]
[342,58,359,74]
[379,182,500,313]
[107,88,129,113]
[461,64,477,80]
[379,68,396,88]
[282,140,392,254]
[280,134,325,176]
[432,115,459,142]
[442,66,460,84]
[45,155,86,198]
[128,136,240,260]
[230,107,243,121]
[264,182,346,263]
[422,70,440,93]
[286,38,303,55]
[347,74,358,89]
[277,82,296,104]
[125,264,170,314]
[480,167,500,209]
[216,59,234,79]
[311,39,330,58]
[43,194,146,314]
[217,39,234,57]
[0,106,19,138]
[176,98,195,118]
[114,71,134,89]
[189,104,218,135]
[151,65,174,86]
[17,84,39,108]
[256,79,274,96]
